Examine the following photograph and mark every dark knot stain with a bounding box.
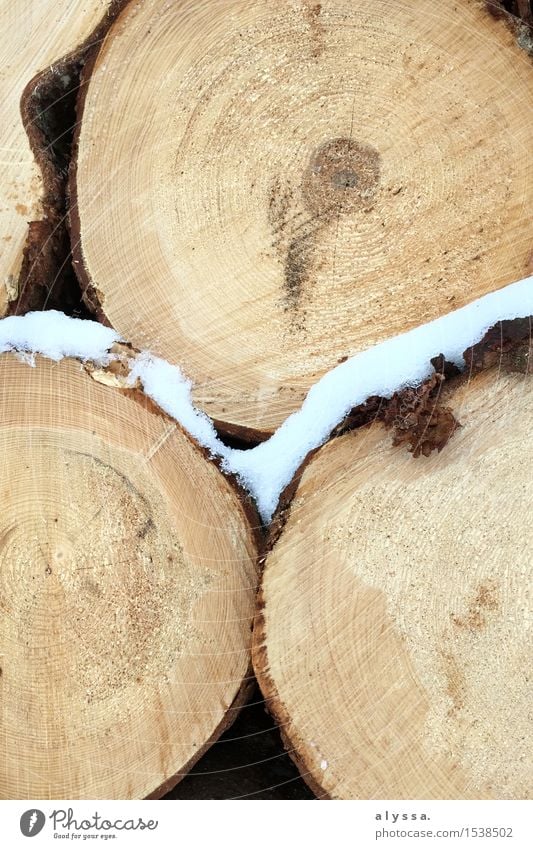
[268,137,381,318]
[302,137,381,215]
[332,169,359,189]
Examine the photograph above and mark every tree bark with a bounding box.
[253,361,532,799]
[0,1,122,317]
[71,0,533,438]
[0,353,259,799]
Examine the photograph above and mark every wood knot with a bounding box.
[302,137,381,214]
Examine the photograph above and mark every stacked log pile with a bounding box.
[0,0,531,799]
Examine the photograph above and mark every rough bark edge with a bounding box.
[266,446,322,550]
[486,0,532,27]
[69,20,112,329]
[485,1,533,54]
[68,1,121,325]
[146,665,257,799]
[11,1,129,317]
[252,316,532,799]
[212,418,270,447]
[252,594,331,800]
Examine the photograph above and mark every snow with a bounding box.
[0,310,119,362]
[128,352,228,458]
[225,275,533,521]
[1,275,532,524]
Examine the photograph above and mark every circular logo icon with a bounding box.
[20,810,46,837]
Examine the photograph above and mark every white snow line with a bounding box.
[0,310,119,363]
[227,275,533,521]
[1,275,532,523]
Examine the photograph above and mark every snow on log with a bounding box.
[72,0,533,436]
[253,361,533,799]
[0,352,259,799]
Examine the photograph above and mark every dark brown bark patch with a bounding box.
[332,368,460,458]
[383,373,460,458]
[485,1,533,55]
[12,0,129,318]
[463,316,532,375]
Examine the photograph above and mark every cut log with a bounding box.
[72,0,533,436]
[0,353,259,799]
[0,0,117,315]
[253,365,532,799]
